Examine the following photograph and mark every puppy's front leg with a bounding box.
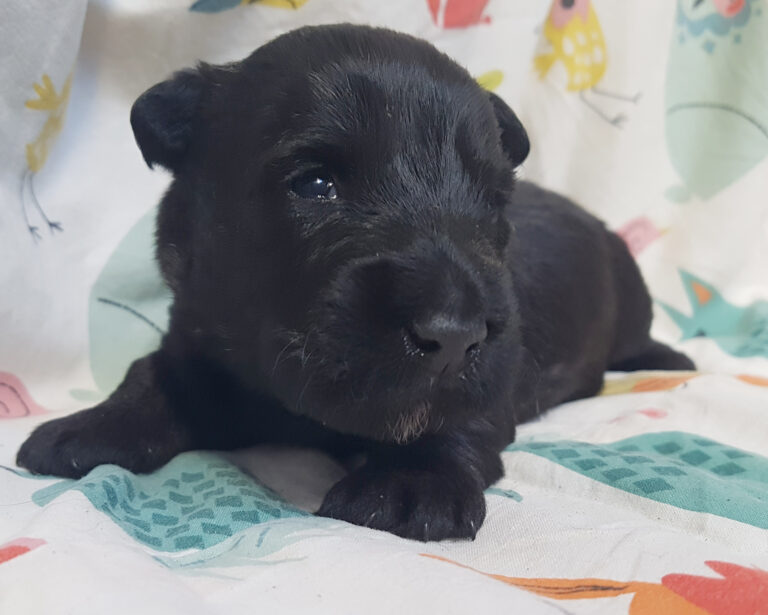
[317,421,505,541]
[17,352,205,479]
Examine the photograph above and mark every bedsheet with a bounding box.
[1,1,767,613]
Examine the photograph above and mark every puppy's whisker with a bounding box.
[299,329,314,365]
[435,416,446,432]
[300,350,314,368]
[296,370,315,412]
[272,337,301,377]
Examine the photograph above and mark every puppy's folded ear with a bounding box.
[488,92,530,168]
[130,69,207,172]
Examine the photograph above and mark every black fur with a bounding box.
[17,25,694,541]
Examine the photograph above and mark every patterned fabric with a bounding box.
[510,430,768,528]
[29,453,308,552]
[1,1,767,614]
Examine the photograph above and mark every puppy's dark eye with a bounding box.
[291,174,339,200]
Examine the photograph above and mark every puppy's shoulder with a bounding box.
[507,181,612,272]
[510,181,605,231]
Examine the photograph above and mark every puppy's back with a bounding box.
[507,182,647,412]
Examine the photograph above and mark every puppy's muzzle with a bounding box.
[347,239,490,377]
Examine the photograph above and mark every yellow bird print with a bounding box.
[476,70,504,92]
[534,0,640,127]
[22,73,72,240]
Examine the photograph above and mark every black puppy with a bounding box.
[17,25,693,541]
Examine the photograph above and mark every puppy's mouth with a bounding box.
[263,310,499,443]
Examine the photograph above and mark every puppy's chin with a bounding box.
[295,393,439,444]
[270,357,487,443]
[387,401,431,444]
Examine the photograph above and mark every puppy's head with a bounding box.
[131,25,529,443]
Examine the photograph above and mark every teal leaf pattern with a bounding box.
[508,431,768,529]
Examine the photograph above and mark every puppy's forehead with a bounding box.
[223,27,509,194]
[276,60,500,183]
[306,59,479,134]
[248,29,493,145]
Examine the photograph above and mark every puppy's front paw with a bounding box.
[316,466,485,542]
[17,403,177,479]
[17,415,100,479]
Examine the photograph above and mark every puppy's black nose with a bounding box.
[410,316,488,373]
